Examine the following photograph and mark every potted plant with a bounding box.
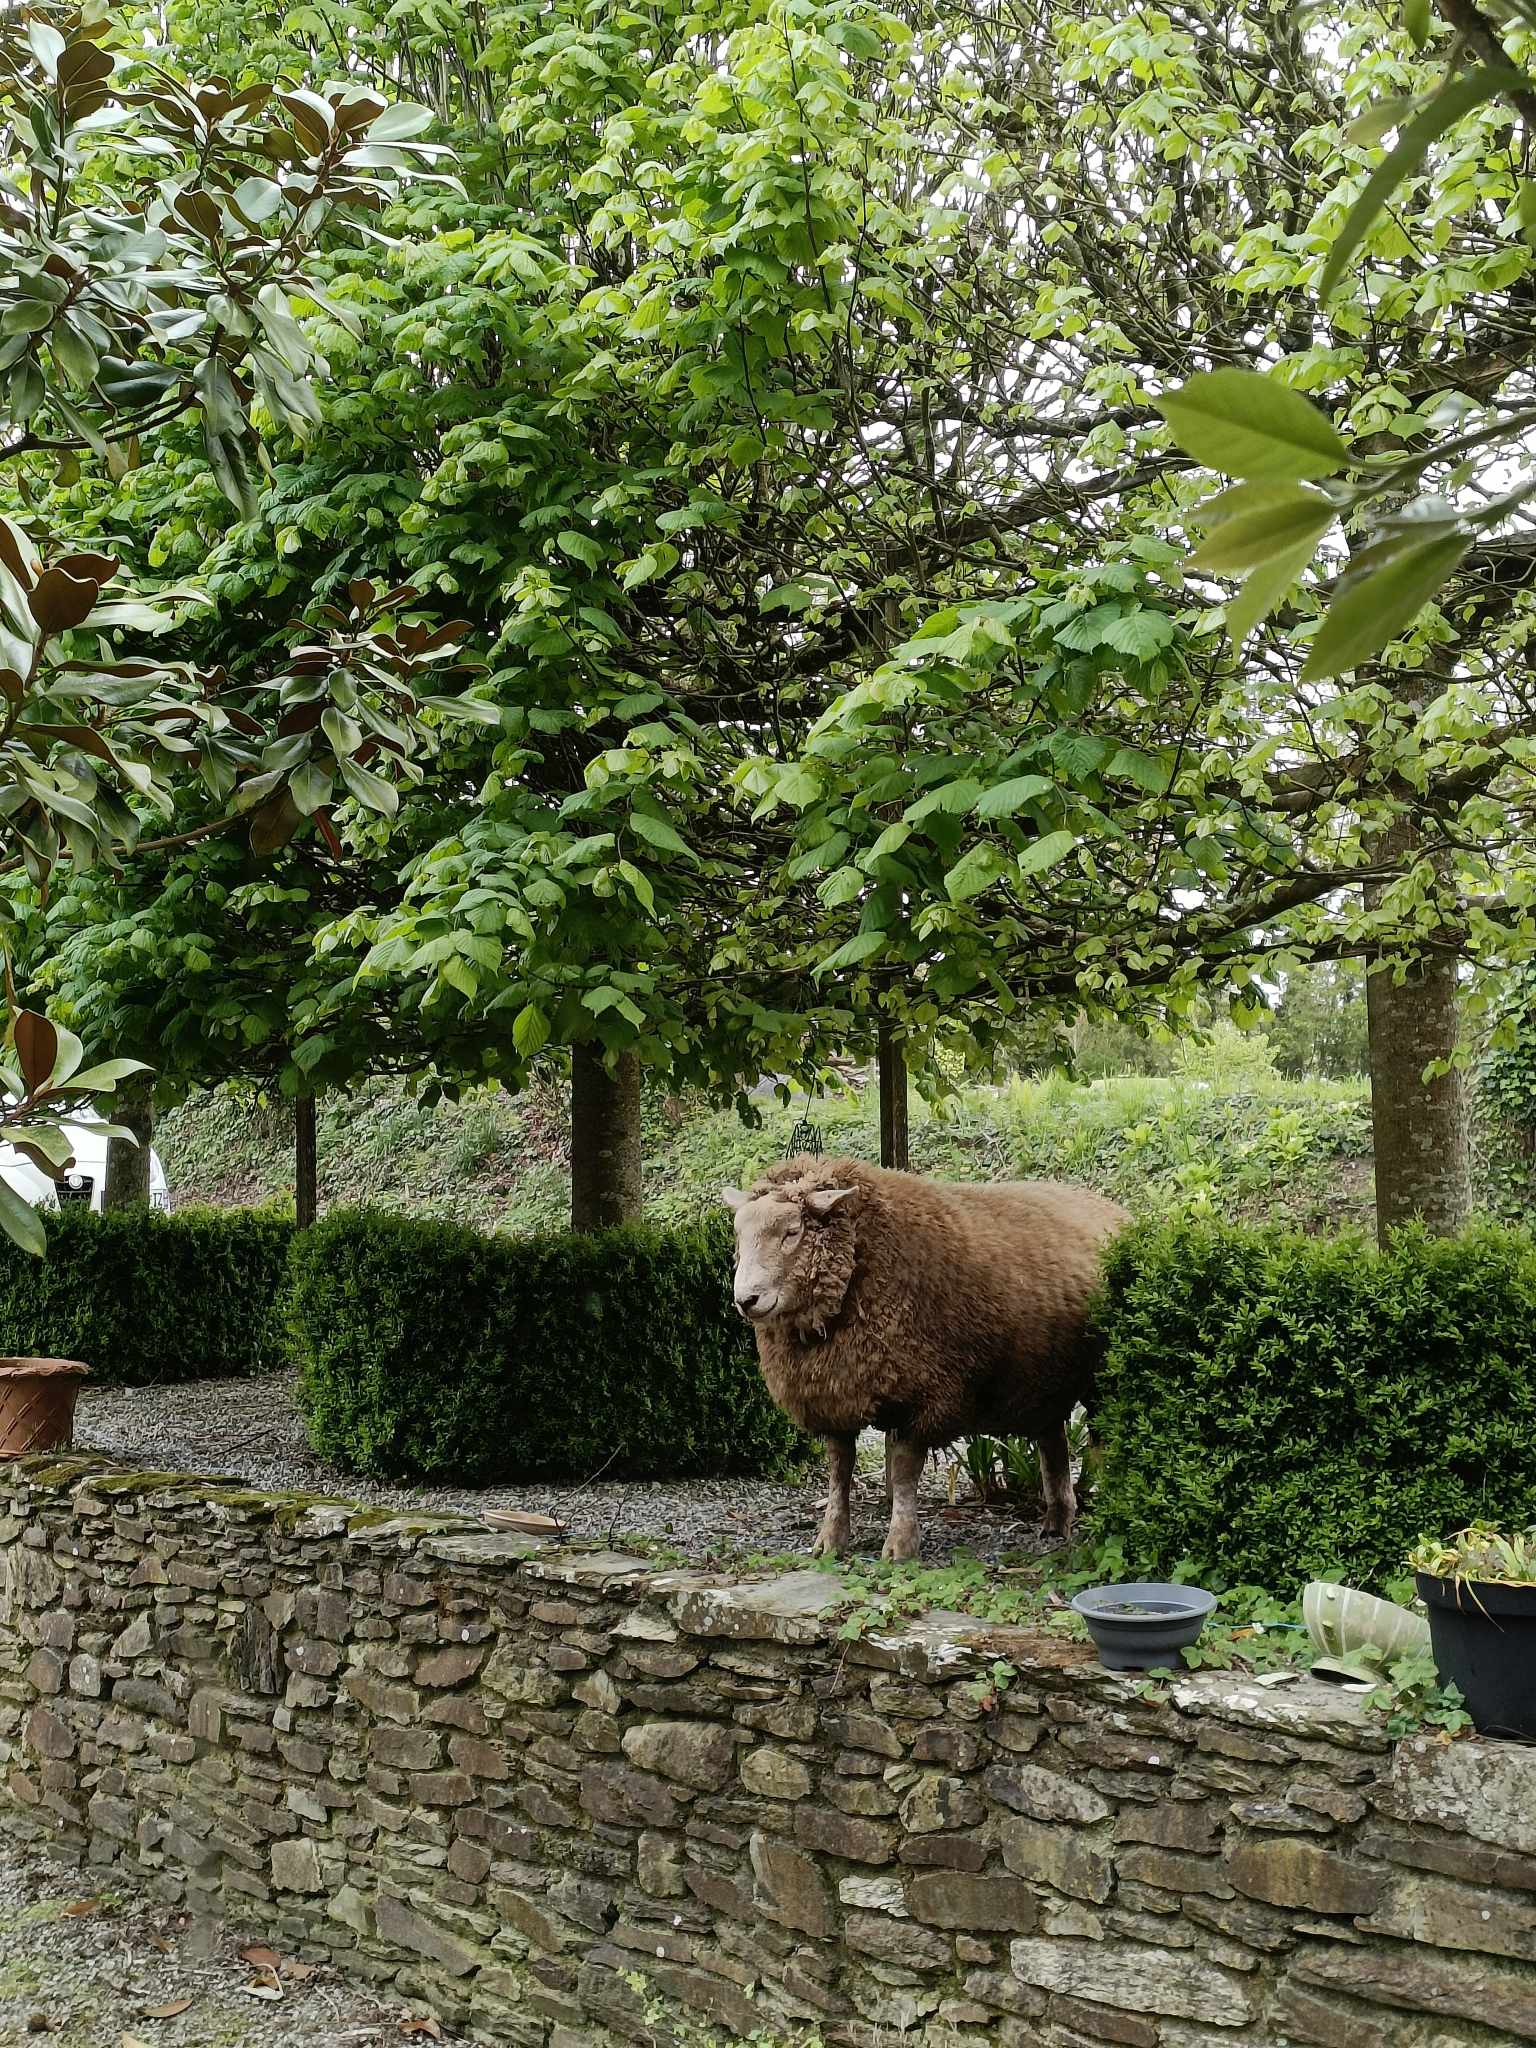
[1410,1524,1536,1741]
[0,1359,90,1459]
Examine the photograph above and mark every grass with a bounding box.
[158,1067,1375,1237]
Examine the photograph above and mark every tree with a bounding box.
[0,1,469,1244]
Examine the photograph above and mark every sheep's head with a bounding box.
[722,1180,859,1330]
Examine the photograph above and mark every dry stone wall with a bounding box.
[1,1456,1535,2047]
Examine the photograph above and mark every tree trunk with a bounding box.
[878,1022,910,1172]
[1366,945,1469,1242]
[295,1094,318,1230]
[102,1075,153,1211]
[570,1045,643,1232]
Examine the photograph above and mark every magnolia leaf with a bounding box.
[1017,829,1076,878]
[13,1011,57,1095]
[1158,368,1349,481]
[1320,69,1523,302]
[29,565,101,636]
[67,1058,151,1091]
[1187,485,1336,573]
[0,1176,46,1256]
[289,761,333,816]
[366,102,435,142]
[1300,532,1470,681]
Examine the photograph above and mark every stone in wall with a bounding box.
[0,1456,1535,2047]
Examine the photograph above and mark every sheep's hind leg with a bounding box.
[812,1434,855,1557]
[882,1436,923,1561]
[1038,1423,1076,1542]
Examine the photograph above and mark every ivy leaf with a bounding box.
[1158,369,1349,481]
[1300,533,1470,681]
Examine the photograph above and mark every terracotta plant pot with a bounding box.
[0,1358,89,1457]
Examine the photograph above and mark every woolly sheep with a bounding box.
[722,1154,1128,1560]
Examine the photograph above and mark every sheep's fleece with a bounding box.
[724,1154,1127,1558]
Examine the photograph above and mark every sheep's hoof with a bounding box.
[811,1520,851,1559]
[881,1521,919,1562]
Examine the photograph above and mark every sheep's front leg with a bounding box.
[883,1432,895,1508]
[811,1434,855,1557]
[882,1436,923,1561]
[1038,1423,1076,1542]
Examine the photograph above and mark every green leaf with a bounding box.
[289,761,333,816]
[973,774,1053,819]
[1403,0,1432,43]
[1107,747,1173,793]
[1187,484,1337,573]
[1017,829,1076,878]
[66,1058,150,1092]
[1158,369,1349,481]
[1225,539,1324,644]
[1300,532,1470,681]
[817,930,887,974]
[818,865,866,907]
[321,708,362,757]
[1320,69,1522,303]
[337,756,400,817]
[629,810,692,858]
[944,844,1011,902]
[0,1176,45,1257]
[513,1003,550,1058]
[616,858,655,912]
[1102,610,1176,659]
[557,529,604,570]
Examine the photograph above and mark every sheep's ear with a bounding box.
[721,1186,748,1213]
[805,1186,856,1218]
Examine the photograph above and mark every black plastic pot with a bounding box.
[1070,1581,1217,1671]
[1417,1572,1536,1741]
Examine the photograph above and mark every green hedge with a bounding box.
[0,1205,292,1385]
[1092,1219,1536,1589]
[289,1208,808,1483]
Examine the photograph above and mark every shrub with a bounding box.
[289,1207,809,1483]
[0,1204,292,1384]
[1091,1219,1536,1590]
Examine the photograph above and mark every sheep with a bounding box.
[722,1155,1128,1560]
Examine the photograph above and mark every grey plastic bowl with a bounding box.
[1071,1581,1218,1671]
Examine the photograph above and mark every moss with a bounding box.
[270,1493,354,1530]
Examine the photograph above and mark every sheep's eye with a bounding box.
[784,1224,802,1246]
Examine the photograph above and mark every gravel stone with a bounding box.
[75,1370,1056,1566]
[0,1840,464,2045]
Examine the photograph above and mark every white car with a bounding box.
[0,1123,169,1214]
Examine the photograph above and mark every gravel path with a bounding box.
[75,1371,1054,1567]
[0,1839,463,2046]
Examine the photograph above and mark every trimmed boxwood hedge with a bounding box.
[0,1204,292,1385]
[1092,1218,1536,1589]
[288,1207,808,1483]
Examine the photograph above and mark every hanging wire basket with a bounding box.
[790,1107,824,1155]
